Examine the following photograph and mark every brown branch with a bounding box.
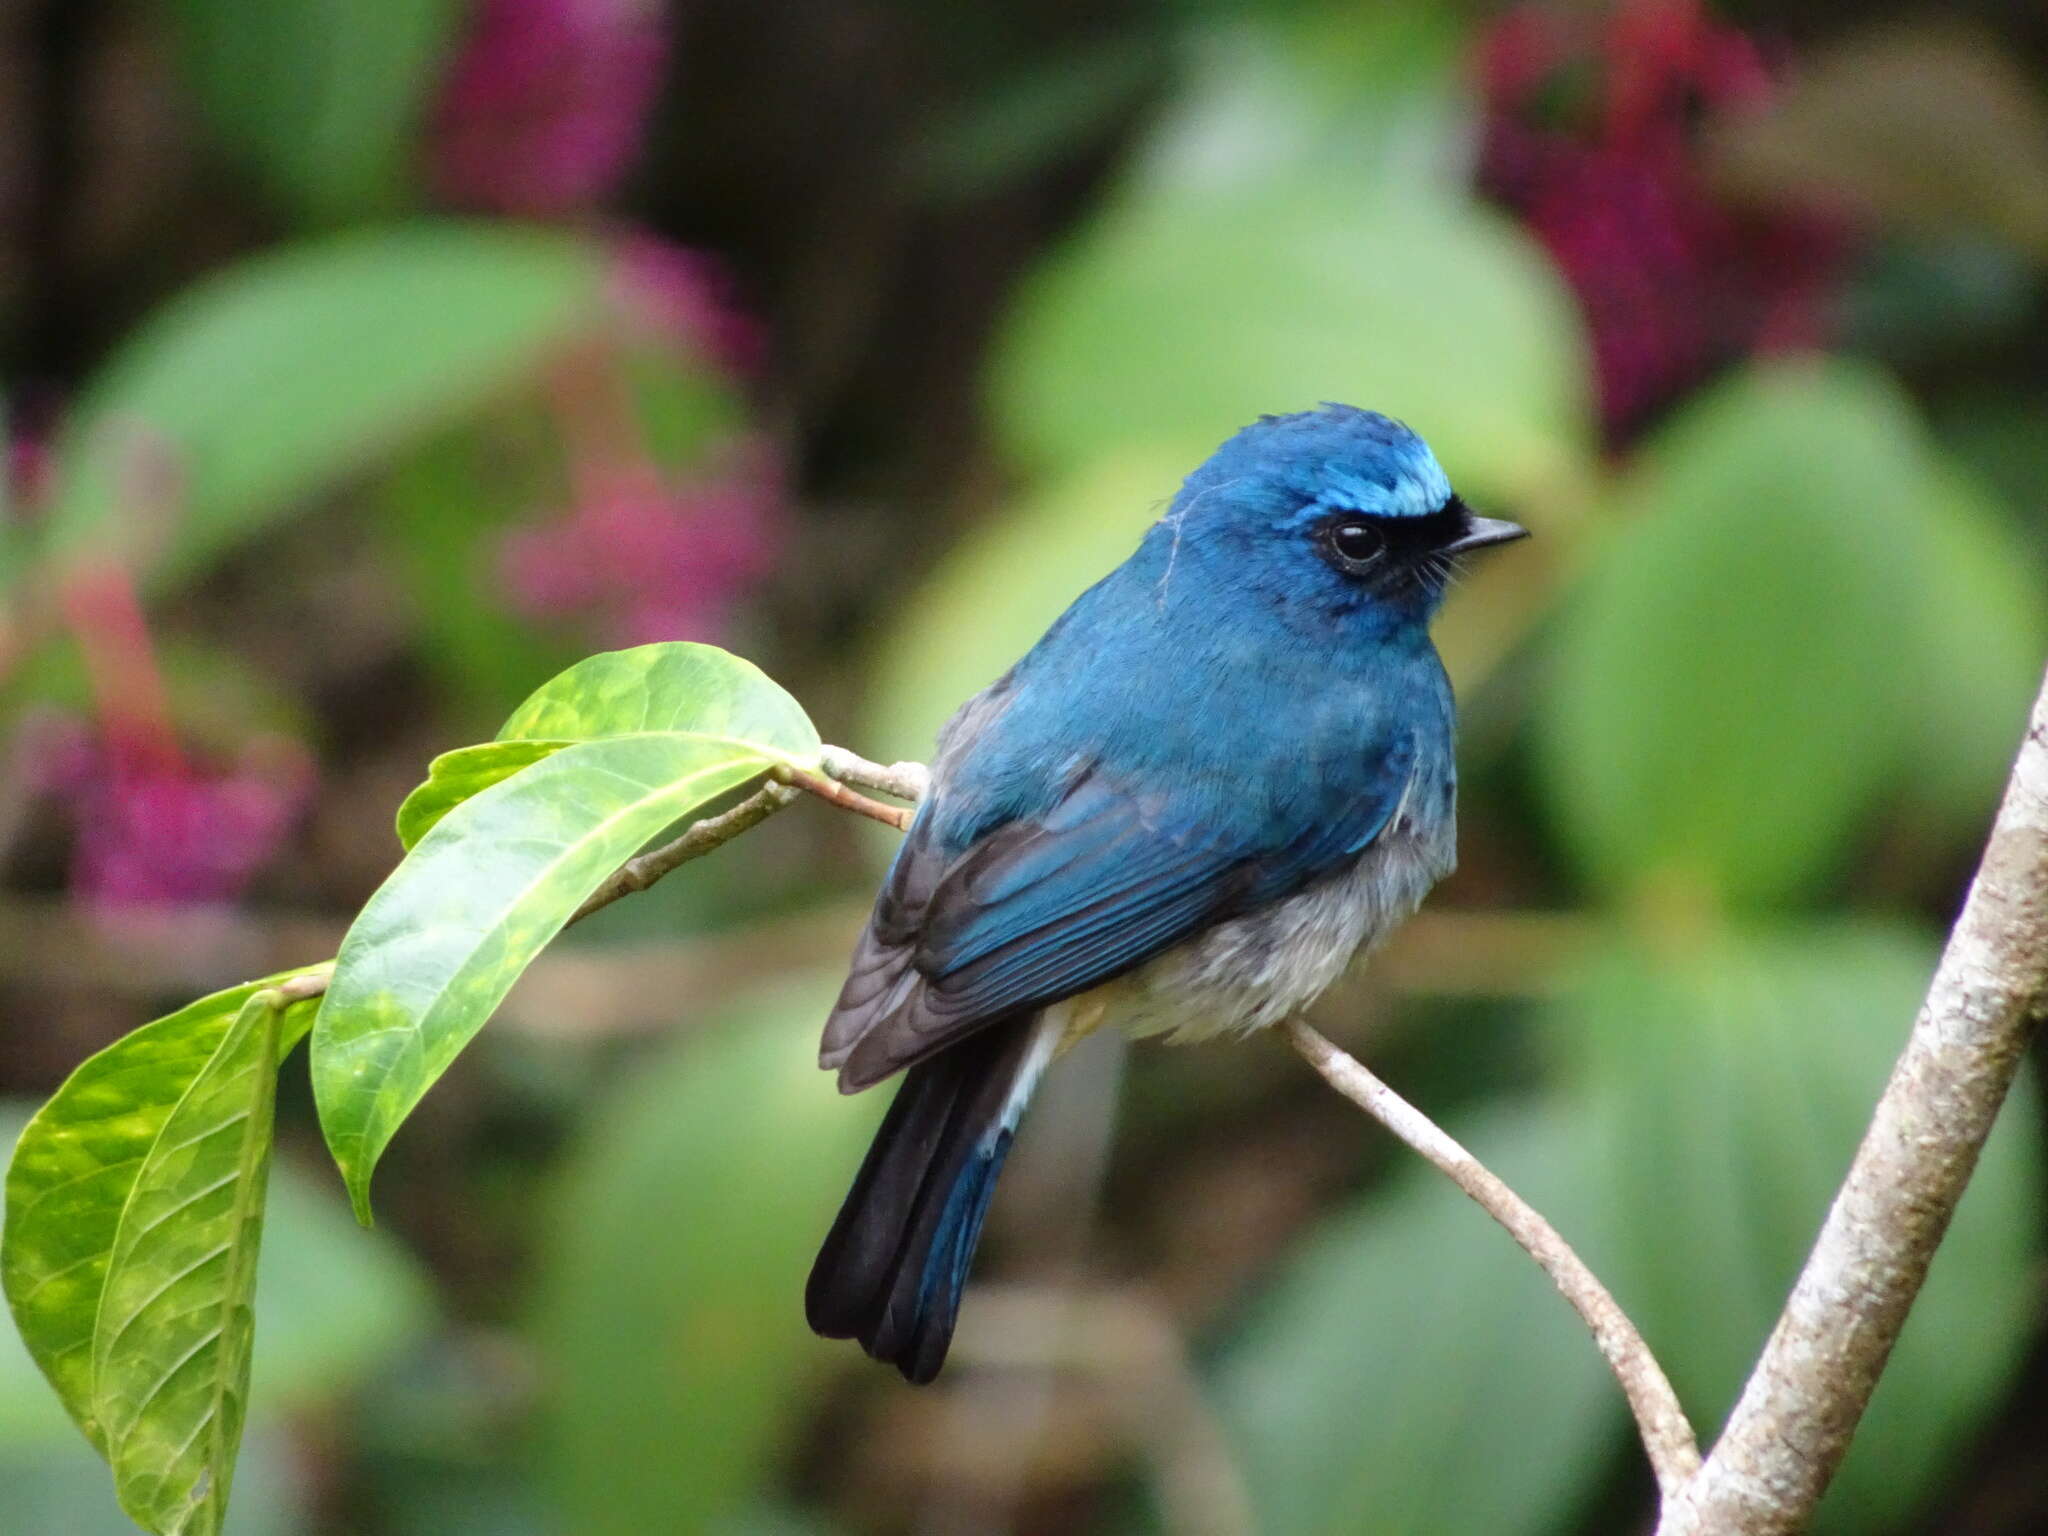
[569,778,800,921]
[1658,666,2048,1536]
[1282,1018,1703,1499]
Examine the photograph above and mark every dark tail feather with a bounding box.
[806,1017,1042,1383]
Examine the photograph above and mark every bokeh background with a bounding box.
[4,0,2048,1531]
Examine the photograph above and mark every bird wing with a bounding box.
[821,731,1422,1091]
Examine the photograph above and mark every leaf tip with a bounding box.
[347,1177,376,1229]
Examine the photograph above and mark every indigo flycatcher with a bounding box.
[806,404,1527,1381]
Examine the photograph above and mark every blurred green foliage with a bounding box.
[1215,1103,1617,1536]
[1539,359,2018,910]
[532,977,883,1535]
[164,0,464,224]
[1551,929,2040,1530]
[42,225,601,591]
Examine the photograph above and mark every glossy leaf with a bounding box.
[533,977,883,1535]
[395,741,569,850]
[314,734,781,1221]
[40,225,600,592]
[164,0,462,223]
[1549,926,2040,1529]
[1538,360,1935,908]
[1214,1102,1617,1536]
[2,974,306,1448]
[496,642,823,765]
[92,992,305,1536]
[4,1095,425,1531]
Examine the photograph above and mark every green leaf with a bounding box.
[395,740,570,850]
[0,1426,303,1536]
[1537,360,1936,908]
[393,642,821,849]
[909,33,1165,198]
[532,977,883,1535]
[1213,1102,1617,1536]
[3,1095,429,1522]
[1900,467,2048,828]
[2,974,308,1449]
[164,0,462,223]
[41,224,601,591]
[992,174,1590,512]
[497,642,823,764]
[373,430,583,727]
[92,992,305,1536]
[314,734,782,1222]
[1548,926,2040,1529]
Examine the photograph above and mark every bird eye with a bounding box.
[1327,520,1386,570]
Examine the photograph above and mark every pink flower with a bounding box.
[37,725,311,913]
[1473,0,1852,442]
[500,445,783,646]
[430,0,669,216]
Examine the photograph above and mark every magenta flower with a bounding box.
[430,0,669,216]
[1474,0,1852,442]
[35,722,311,914]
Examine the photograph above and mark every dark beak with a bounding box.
[1443,515,1529,555]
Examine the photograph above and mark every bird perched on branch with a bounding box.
[806,404,1527,1381]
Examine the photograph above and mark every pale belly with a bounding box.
[1049,817,1454,1050]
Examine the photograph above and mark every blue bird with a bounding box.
[805,404,1527,1382]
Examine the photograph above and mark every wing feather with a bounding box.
[823,733,1420,1091]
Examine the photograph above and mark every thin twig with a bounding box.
[778,764,914,829]
[1282,1018,1703,1499]
[820,744,931,802]
[1658,666,2048,1536]
[569,779,800,921]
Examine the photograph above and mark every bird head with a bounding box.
[1152,404,1527,632]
